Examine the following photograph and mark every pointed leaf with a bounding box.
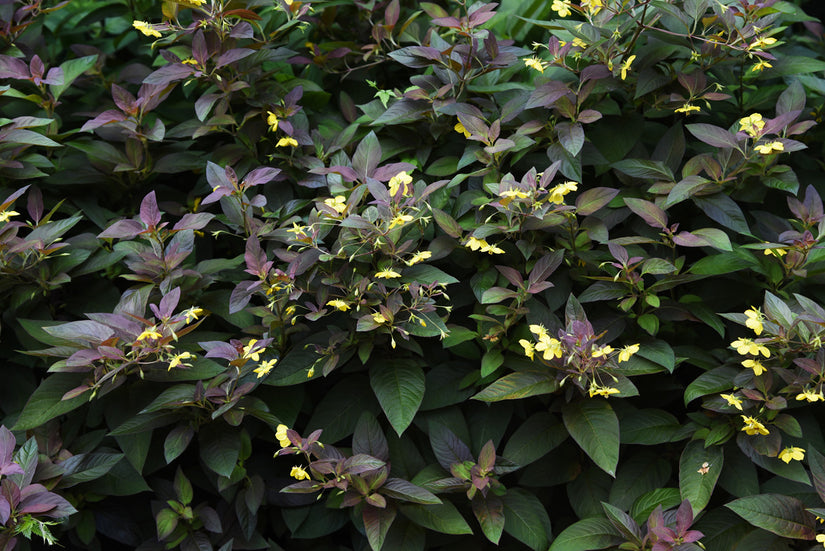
[562,399,620,477]
[679,440,723,515]
[726,494,815,540]
[370,361,425,437]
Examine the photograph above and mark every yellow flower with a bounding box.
[183,307,204,324]
[529,324,549,339]
[465,236,504,254]
[524,56,547,74]
[242,339,263,361]
[675,104,701,114]
[324,196,347,214]
[744,307,764,335]
[372,312,388,324]
[132,20,161,38]
[581,0,602,14]
[739,113,765,137]
[0,210,19,223]
[551,0,572,17]
[519,338,535,360]
[266,111,279,133]
[307,366,315,378]
[754,141,783,155]
[620,55,636,80]
[180,0,206,6]
[720,393,744,411]
[796,388,825,402]
[181,58,199,65]
[499,188,530,206]
[778,446,805,464]
[388,213,413,229]
[454,121,471,138]
[290,465,311,480]
[749,36,777,50]
[375,269,402,279]
[276,424,291,447]
[254,359,277,378]
[817,533,825,547]
[535,335,563,360]
[589,384,620,398]
[405,250,432,266]
[742,358,767,376]
[751,59,773,73]
[764,247,786,257]
[740,415,769,436]
[618,344,639,363]
[276,136,299,147]
[136,327,162,342]
[591,345,614,358]
[388,171,413,196]
[731,338,770,357]
[326,299,350,311]
[548,181,578,204]
[168,351,194,371]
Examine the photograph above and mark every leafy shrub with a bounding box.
[2,0,825,550]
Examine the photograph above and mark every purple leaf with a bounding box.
[686,123,742,150]
[624,197,668,229]
[243,166,281,186]
[172,212,214,231]
[199,341,240,361]
[158,287,181,318]
[192,31,208,66]
[97,219,144,239]
[372,162,416,182]
[0,427,17,468]
[216,48,255,68]
[526,82,569,109]
[143,63,196,86]
[80,110,127,132]
[140,191,161,227]
[65,349,103,368]
[0,496,10,525]
[229,280,261,313]
[310,165,360,182]
[0,55,30,79]
[111,83,136,114]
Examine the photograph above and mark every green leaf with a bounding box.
[50,55,98,100]
[12,374,89,431]
[807,447,825,503]
[363,504,396,551]
[382,516,425,551]
[480,349,504,377]
[401,264,458,286]
[114,431,151,474]
[576,187,618,215]
[612,159,674,181]
[472,495,505,544]
[620,408,682,445]
[629,488,682,524]
[693,194,751,235]
[198,424,241,478]
[399,502,473,535]
[562,399,620,477]
[370,361,425,436]
[502,488,553,551]
[57,453,124,488]
[726,494,815,539]
[684,366,738,404]
[679,440,724,515]
[473,370,558,402]
[156,508,179,541]
[164,425,195,464]
[307,375,379,443]
[636,340,676,372]
[504,412,567,466]
[381,478,441,505]
[548,517,623,551]
[601,502,642,544]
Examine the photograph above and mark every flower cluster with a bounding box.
[517,320,639,399]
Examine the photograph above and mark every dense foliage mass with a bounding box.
[2,0,825,549]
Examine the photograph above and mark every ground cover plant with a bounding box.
[2,0,825,549]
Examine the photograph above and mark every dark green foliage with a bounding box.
[1,0,825,549]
